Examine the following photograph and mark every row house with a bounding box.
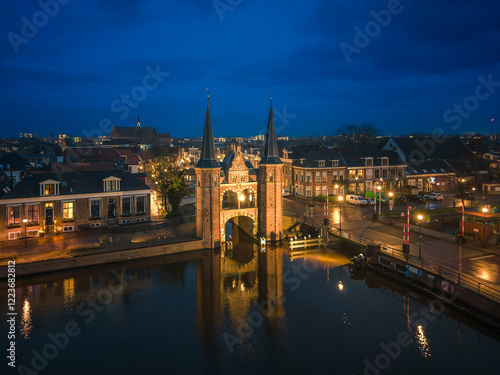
[0,170,151,241]
[405,159,456,192]
[282,147,406,199]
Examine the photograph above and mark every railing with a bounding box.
[289,237,323,249]
[328,226,500,304]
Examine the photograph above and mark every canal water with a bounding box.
[2,230,500,375]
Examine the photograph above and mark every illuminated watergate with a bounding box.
[195,96,283,249]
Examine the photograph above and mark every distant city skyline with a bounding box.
[1,1,499,138]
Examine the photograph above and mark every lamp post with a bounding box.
[338,195,343,234]
[377,185,382,215]
[23,218,28,248]
[482,207,488,247]
[417,214,423,258]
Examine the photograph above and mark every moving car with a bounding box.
[425,192,443,201]
[408,194,426,202]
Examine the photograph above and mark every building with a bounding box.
[110,115,158,144]
[0,152,32,186]
[281,146,406,198]
[0,170,151,241]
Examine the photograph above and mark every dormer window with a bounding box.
[380,157,389,166]
[103,177,121,192]
[331,160,339,166]
[45,184,55,195]
[317,160,325,167]
[40,180,60,196]
[107,180,117,191]
[364,158,373,166]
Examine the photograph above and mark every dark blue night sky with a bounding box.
[1,0,500,138]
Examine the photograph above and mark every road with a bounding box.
[284,197,500,286]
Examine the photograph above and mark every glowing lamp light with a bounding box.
[338,196,344,202]
[23,219,28,223]
[240,195,245,202]
[338,281,344,291]
[482,207,488,213]
[389,192,394,197]
[417,214,423,221]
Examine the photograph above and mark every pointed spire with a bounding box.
[195,91,220,168]
[259,95,282,165]
[137,114,141,127]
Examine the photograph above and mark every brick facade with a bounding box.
[258,164,283,240]
[196,168,221,249]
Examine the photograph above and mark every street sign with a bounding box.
[389,200,393,211]
[401,212,404,217]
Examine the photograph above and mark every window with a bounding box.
[316,172,321,183]
[269,172,274,182]
[45,184,55,195]
[63,202,74,220]
[322,171,327,182]
[382,169,388,179]
[318,160,325,167]
[315,186,320,197]
[374,169,380,179]
[306,187,312,198]
[333,171,338,181]
[357,169,363,179]
[8,206,20,225]
[122,197,131,215]
[331,160,339,166]
[232,175,237,183]
[349,170,356,180]
[136,196,145,214]
[108,199,116,218]
[322,186,327,196]
[306,173,311,183]
[107,180,117,191]
[366,169,373,179]
[339,171,344,181]
[27,205,39,223]
[381,158,389,166]
[90,200,101,218]
[365,158,373,166]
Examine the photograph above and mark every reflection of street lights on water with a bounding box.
[417,214,423,258]
[338,266,343,291]
[337,195,343,233]
[482,207,488,247]
[23,218,28,248]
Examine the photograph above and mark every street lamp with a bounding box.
[23,218,28,248]
[377,185,382,215]
[337,195,343,233]
[417,214,423,258]
[338,266,343,291]
[482,207,488,247]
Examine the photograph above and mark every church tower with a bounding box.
[137,114,141,127]
[258,98,283,241]
[195,95,221,249]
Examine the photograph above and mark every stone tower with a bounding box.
[195,96,221,249]
[258,99,283,241]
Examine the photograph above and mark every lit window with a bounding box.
[8,206,20,225]
[63,202,74,220]
[45,184,55,195]
[27,205,39,223]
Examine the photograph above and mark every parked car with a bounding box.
[346,195,370,206]
[425,192,443,201]
[408,194,426,202]
[395,195,407,204]
[454,192,475,200]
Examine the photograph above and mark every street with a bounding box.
[284,196,500,286]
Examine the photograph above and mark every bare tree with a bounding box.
[336,123,380,150]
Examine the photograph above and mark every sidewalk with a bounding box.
[0,219,196,266]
